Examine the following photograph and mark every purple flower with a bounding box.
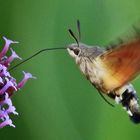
[0,37,35,128]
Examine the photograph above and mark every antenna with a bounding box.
[68,20,82,47]
[68,29,79,46]
[77,20,81,41]
[9,47,66,71]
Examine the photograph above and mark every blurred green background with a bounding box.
[0,0,140,140]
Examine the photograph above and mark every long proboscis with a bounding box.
[9,47,66,71]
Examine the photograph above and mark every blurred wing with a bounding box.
[97,38,140,91]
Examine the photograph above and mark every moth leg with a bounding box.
[91,83,115,107]
[97,90,115,107]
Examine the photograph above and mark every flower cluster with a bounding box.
[0,37,34,128]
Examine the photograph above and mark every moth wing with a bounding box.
[97,39,140,91]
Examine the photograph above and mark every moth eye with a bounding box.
[69,47,80,56]
[73,49,80,55]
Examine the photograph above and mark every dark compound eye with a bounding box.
[69,47,80,56]
[73,49,80,55]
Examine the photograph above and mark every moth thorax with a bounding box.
[78,58,100,85]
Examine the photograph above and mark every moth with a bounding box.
[67,20,140,124]
[10,20,140,124]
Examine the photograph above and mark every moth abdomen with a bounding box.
[114,84,140,123]
[130,112,140,124]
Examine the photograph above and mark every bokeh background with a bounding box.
[0,0,140,140]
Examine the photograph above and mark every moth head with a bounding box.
[67,43,99,58]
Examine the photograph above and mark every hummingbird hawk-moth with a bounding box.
[67,20,140,124]
[10,20,140,124]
